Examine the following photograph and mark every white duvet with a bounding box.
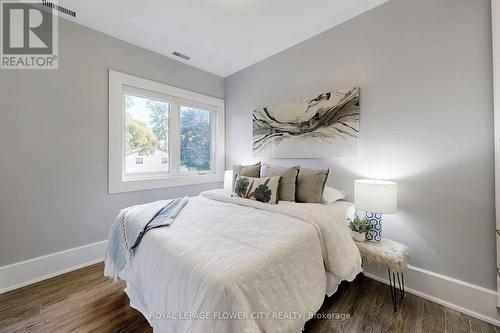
[116,189,361,333]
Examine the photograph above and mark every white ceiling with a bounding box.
[60,0,388,77]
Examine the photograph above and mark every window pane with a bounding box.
[124,95,169,174]
[180,106,212,172]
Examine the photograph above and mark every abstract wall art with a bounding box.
[252,87,360,158]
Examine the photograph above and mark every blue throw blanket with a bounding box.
[104,197,189,278]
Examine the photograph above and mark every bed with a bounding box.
[107,188,362,333]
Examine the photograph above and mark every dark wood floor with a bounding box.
[0,262,497,333]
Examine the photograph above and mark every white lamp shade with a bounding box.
[354,179,397,214]
[223,170,234,190]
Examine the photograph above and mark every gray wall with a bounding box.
[225,0,495,289]
[0,19,224,266]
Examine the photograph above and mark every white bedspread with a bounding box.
[117,189,361,333]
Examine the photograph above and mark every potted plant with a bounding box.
[347,216,373,242]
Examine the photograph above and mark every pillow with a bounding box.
[260,164,299,202]
[233,175,281,204]
[321,186,346,204]
[232,162,261,190]
[296,168,330,203]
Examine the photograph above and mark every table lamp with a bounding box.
[354,179,397,242]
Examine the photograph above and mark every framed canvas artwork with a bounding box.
[252,87,360,158]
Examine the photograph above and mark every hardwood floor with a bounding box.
[0,262,497,333]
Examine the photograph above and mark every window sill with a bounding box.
[109,172,224,194]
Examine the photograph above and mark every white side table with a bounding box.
[355,238,410,311]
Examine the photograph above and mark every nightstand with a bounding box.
[354,238,410,311]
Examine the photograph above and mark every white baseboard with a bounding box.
[1,240,499,327]
[0,240,108,293]
[363,263,500,327]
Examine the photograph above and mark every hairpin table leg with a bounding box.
[387,268,405,312]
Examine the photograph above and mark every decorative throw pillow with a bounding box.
[296,168,330,203]
[233,175,281,204]
[260,163,299,202]
[232,162,261,190]
[321,186,346,204]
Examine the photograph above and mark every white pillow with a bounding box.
[321,186,346,204]
[223,170,234,191]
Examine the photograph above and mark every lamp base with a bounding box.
[365,211,382,242]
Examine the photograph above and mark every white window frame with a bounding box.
[109,70,225,193]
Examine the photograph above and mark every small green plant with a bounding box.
[347,215,373,233]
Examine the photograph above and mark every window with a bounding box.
[109,70,225,193]
[180,106,212,173]
[125,94,169,174]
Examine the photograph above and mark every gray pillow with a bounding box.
[296,168,330,203]
[232,162,261,190]
[260,164,299,202]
